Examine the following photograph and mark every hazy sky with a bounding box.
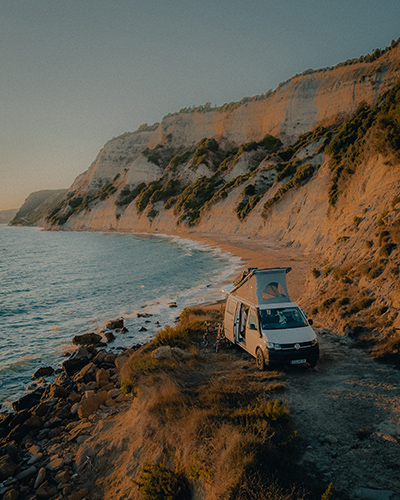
[2,1,400,210]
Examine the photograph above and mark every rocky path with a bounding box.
[285,329,400,500]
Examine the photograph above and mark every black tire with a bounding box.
[256,348,265,371]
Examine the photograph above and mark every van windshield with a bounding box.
[259,307,308,330]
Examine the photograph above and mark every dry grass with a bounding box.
[118,307,311,499]
[369,330,400,367]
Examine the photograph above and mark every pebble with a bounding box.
[34,467,47,489]
[55,470,70,484]
[28,444,41,455]
[15,465,37,481]
[27,453,43,465]
[46,456,63,471]
[325,434,338,444]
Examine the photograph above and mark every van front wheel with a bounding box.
[256,348,265,371]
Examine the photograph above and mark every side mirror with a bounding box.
[308,319,313,326]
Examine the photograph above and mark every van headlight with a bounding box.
[267,342,282,350]
[311,338,318,346]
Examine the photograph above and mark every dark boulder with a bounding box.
[41,383,69,400]
[104,331,116,342]
[24,414,43,428]
[105,318,124,330]
[62,357,89,377]
[32,366,54,379]
[72,332,102,346]
[12,388,44,412]
[31,401,50,417]
[0,454,19,481]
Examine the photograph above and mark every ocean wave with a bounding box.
[0,355,37,375]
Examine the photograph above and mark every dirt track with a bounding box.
[284,329,400,500]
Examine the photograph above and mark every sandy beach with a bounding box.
[169,232,314,302]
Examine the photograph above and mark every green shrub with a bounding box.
[173,174,222,225]
[262,164,317,217]
[365,240,373,249]
[322,265,333,278]
[348,297,375,314]
[168,151,192,171]
[320,297,337,311]
[148,209,158,219]
[149,179,181,205]
[138,122,160,132]
[311,268,321,278]
[243,184,256,196]
[275,160,300,182]
[98,183,117,200]
[164,196,178,210]
[136,182,162,213]
[257,134,282,151]
[129,353,176,377]
[188,452,215,482]
[115,182,146,207]
[192,137,219,168]
[134,462,191,500]
[236,194,261,220]
[154,325,192,348]
[202,173,253,214]
[142,145,164,166]
[380,242,397,257]
[120,381,135,395]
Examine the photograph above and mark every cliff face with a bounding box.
[10,189,67,226]
[59,45,400,203]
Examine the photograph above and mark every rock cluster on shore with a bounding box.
[0,318,138,500]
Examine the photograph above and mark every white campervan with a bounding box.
[224,267,319,369]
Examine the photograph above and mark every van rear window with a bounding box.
[260,307,307,330]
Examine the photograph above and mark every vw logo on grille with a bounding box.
[294,343,300,350]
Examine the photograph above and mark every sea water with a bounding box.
[0,225,241,408]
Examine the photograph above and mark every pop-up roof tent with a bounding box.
[231,267,292,305]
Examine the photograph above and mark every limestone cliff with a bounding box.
[48,42,400,216]
[18,40,400,361]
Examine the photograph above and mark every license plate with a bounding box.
[291,359,306,365]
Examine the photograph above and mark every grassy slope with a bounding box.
[77,308,330,500]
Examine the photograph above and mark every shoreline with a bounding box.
[73,227,313,302]
[1,227,313,408]
[146,230,314,302]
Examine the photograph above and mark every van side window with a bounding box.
[248,309,258,330]
[226,299,235,315]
